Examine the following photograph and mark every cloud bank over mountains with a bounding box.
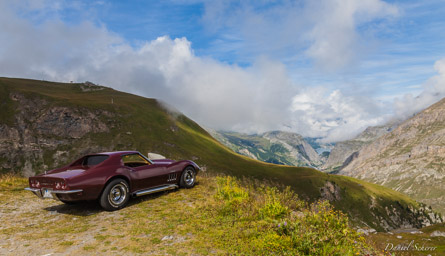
[0,0,444,142]
[394,58,445,119]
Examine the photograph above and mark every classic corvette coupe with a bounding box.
[25,151,199,211]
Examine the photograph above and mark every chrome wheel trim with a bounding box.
[184,169,195,186]
[108,183,127,207]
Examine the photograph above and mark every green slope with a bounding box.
[0,77,441,231]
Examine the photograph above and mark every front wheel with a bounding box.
[99,178,130,211]
[180,167,196,188]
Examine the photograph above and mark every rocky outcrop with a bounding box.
[320,181,341,201]
[369,203,442,231]
[0,92,115,176]
[340,97,445,214]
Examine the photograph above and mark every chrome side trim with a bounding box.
[24,188,83,194]
[134,184,178,197]
[25,188,40,192]
[51,189,83,194]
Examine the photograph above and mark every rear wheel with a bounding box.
[99,179,130,211]
[180,167,196,188]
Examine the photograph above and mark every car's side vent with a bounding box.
[167,173,177,182]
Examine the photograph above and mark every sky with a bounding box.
[1,0,445,142]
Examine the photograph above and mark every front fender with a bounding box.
[175,160,200,175]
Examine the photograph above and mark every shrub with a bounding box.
[215,176,249,216]
[259,187,289,219]
[273,200,369,255]
[211,176,376,255]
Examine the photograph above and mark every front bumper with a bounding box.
[25,187,83,201]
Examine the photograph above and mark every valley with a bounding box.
[207,130,323,167]
[209,121,400,173]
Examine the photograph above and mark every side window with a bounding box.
[82,155,109,166]
[122,154,150,168]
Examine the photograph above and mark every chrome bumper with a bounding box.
[25,187,83,200]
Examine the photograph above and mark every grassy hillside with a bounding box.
[3,175,443,255]
[0,174,381,255]
[0,77,441,231]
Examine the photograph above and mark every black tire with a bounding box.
[179,166,196,188]
[99,178,130,211]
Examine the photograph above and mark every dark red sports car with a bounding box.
[25,151,199,211]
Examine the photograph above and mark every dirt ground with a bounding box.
[0,184,207,256]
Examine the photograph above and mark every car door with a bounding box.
[122,153,167,191]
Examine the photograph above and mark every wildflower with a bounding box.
[278,224,281,227]
[284,221,287,226]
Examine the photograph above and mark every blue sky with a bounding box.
[1,0,445,141]
[42,0,444,98]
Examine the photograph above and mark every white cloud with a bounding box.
[201,0,398,71]
[304,0,398,71]
[0,2,295,134]
[1,0,441,144]
[290,88,389,142]
[394,58,445,118]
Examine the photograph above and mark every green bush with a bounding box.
[212,176,375,255]
[270,201,368,255]
[259,187,289,219]
[215,176,249,216]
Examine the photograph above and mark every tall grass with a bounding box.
[212,176,378,255]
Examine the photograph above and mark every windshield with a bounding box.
[122,153,151,167]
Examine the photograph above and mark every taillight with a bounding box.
[59,180,67,190]
[55,182,61,189]
[35,181,40,188]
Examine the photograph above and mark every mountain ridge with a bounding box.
[208,130,322,167]
[322,121,401,173]
[340,97,445,214]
